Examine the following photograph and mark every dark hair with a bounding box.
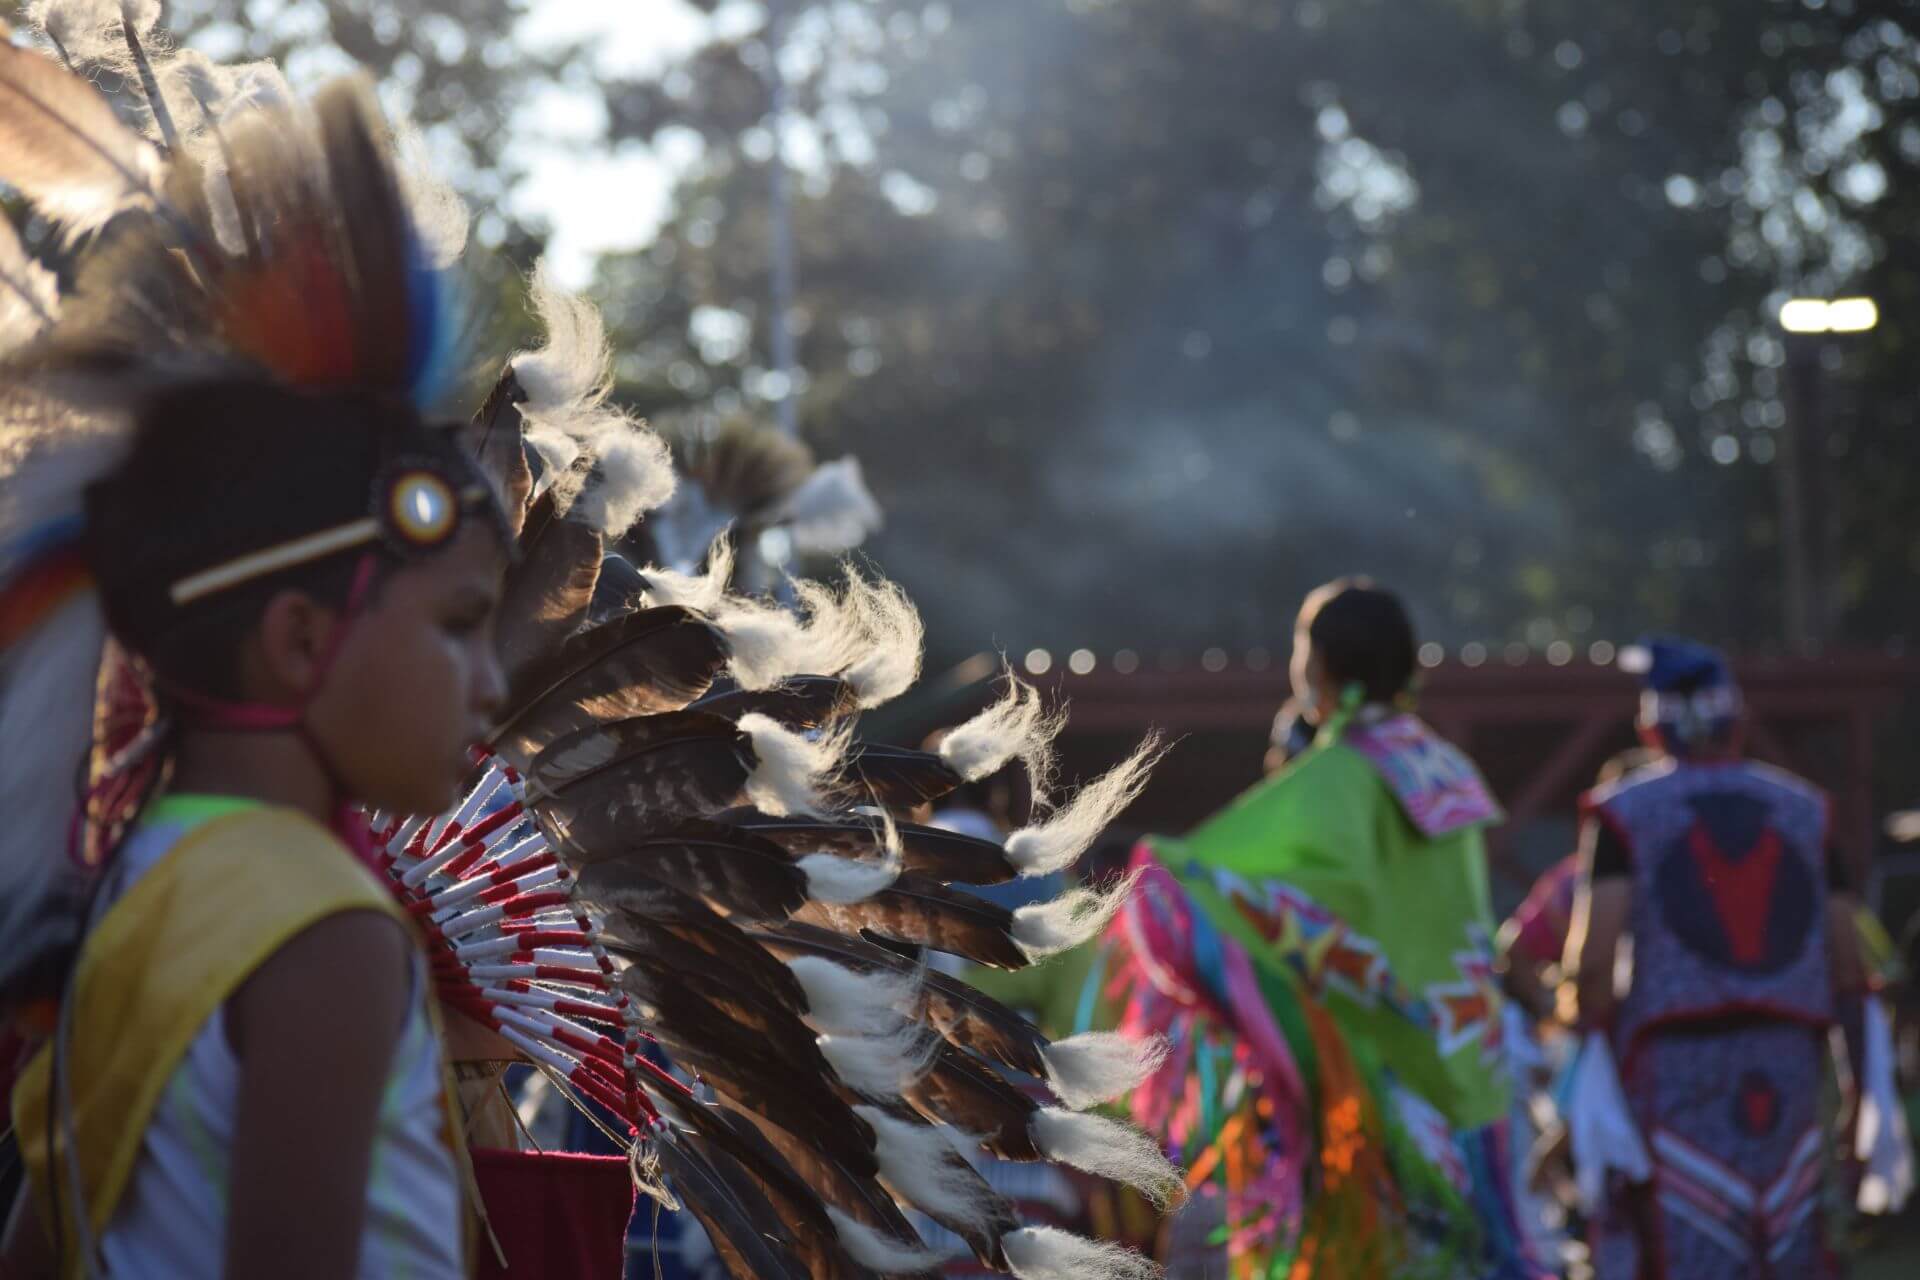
[1297,577,1417,705]
[83,373,494,699]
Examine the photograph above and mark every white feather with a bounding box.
[392,119,469,269]
[640,534,734,615]
[937,675,1064,795]
[710,569,922,707]
[857,1106,997,1232]
[835,572,923,708]
[1011,869,1143,962]
[1000,1226,1162,1280]
[763,455,884,555]
[825,1208,954,1273]
[739,713,848,818]
[819,1024,937,1098]
[26,0,157,69]
[511,260,675,536]
[787,955,921,1035]
[1003,733,1164,877]
[1028,1109,1186,1210]
[798,851,900,904]
[1041,1031,1170,1111]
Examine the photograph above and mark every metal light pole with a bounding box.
[1775,296,1876,653]
[763,0,800,438]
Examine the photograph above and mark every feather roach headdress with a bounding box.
[0,24,480,1001]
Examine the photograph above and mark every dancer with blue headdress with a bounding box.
[1566,637,1905,1279]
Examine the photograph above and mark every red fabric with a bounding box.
[471,1148,634,1280]
[1504,854,1579,968]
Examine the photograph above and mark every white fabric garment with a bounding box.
[95,811,464,1278]
[1855,995,1915,1215]
[1562,1031,1651,1215]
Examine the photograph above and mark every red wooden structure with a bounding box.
[895,649,1919,904]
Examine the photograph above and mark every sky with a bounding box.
[512,0,714,285]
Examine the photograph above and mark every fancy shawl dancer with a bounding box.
[0,10,1186,1278]
[1099,579,1547,1279]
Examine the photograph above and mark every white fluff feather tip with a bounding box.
[1028,1109,1187,1210]
[1011,869,1143,962]
[739,713,850,818]
[937,674,1064,795]
[1001,1226,1162,1280]
[763,455,884,555]
[1041,1031,1171,1111]
[825,1208,954,1273]
[1003,733,1165,878]
[513,260,674,536]
[857,1105,998,1233]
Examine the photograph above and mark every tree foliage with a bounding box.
[598,0,1920,663]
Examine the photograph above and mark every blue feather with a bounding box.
[402,230,463,409]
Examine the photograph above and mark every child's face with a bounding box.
[305,523,507,815]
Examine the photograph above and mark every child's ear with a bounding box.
[251,589,335,701]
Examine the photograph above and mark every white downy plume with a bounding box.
[27,0,158,70]
[167,53,291,124]
[819,1023,938,1098]
[937,675,1064,795]
[1003,733,1165,878]
[640,534,734,616]
[858,1106,997,1233]
[1000,1226,1161,1280]
[1028,1109,1186,1210]
[836,572,923,708]
[798,806,903,905]
[1041,1032,1170,1112]
[392,119,469,269]
[797,851,900,905]
[1011,869,1143,962]
[739,713,850,818]
[513,261,674,536]
[0,217,58,354]
[714,589,848,691]
[763,455,884,555]
[787,956,921,1036]
[715,570,921,706]
[826,1208,954,1273]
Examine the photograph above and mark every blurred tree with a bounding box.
[593,0,1920,665]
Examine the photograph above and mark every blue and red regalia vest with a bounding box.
[1586,759,1833,1063]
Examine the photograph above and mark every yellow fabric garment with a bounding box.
[11,805,418,1270]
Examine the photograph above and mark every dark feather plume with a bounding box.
[690,675,860,731]
[464,365,532,534]
[792,873,1029,970]
[573,821,809,922]
[650,1133,813,1280]
[751,923,1054,1079]
[839,743,965,810]
[492,606,728,766]
[731,812,1019,885]
[527,710,751,849]
[494,488,603,682]
[908,1045,1044,1162]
